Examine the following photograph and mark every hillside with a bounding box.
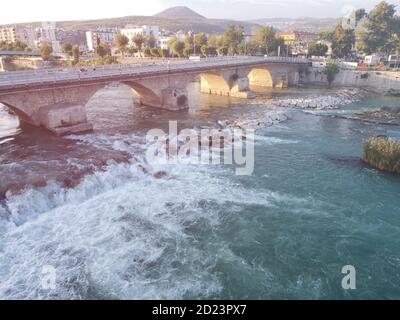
[249,17,340,32]
[10,7,259,34]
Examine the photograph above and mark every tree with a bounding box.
[142,48,151,57]
[115,34,129,56]
[318,30,335,42]
[208,35,222,48]
[159,48,169,58]
[308,43,329,57]
[194,33,208,48]
[255,26,276,54]
[132,34,145,51]
[200,45,217,57]
[331,24,355,58]
[62,43,73,56]
[170,39,185,57]
[359,1,398,54]
[218,46,228,56]
[146,34,156,49]
[72,45,80,64]
[355,8,367,23]
[222,25,244,55]
[40,43,53,61]
[150,47,160,57]
[0,40,28,51]
[95,43,111,58]
[324,60,340,85]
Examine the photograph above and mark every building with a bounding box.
[278,31,320,46]
[86,28,118,51]
[38,22,62,54]
[278,31,320,56]
[0,27,17,43]
[15,26,38,48]
[120,25,159,46]
[158,36,174,50]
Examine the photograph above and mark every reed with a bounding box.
[363,137,400,174]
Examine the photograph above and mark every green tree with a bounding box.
[95,43,110,58]
[72,45,80,64]
[132,34,145,51]
[200,45,217,57]
[318,30,335,42]
[142,48,151,57]
[115,34,129,56]
[62,43,73,56]
[355,8,367,23]
[159,48,169,58]
[359,1,399,54]
[222,25,244,55]
[331,24,355,58]
[255,26,276,54]
[146,34,156,49]
[308,43,329,57]
[208,35,222,48]
[218,46,228,56]
[195,33,208,48]
[150,47,160,57]
[40,43,53,61]
[170,39,185,57]
[324,60,340,85]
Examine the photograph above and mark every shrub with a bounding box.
[324,60,340,85]
[363,137,400,174]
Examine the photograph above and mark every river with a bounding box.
[0,83,399,299]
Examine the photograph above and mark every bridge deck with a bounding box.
[0,56,309,93]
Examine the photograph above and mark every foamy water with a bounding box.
[1,87,400,299]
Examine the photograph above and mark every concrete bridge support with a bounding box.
[200,70,256,99]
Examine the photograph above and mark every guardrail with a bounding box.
[0,56,309,88]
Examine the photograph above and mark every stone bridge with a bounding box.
[0,56,309,135]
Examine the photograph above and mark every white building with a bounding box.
[86,28,117,51]
[120,25,159,46]
[158,36,174,50]
[39,22,62,54]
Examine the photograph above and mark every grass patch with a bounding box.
[363,137,400,174]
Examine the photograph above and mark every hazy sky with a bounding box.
[0,0,397,24]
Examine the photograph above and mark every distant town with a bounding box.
[0,3,399,72]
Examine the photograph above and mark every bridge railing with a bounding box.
[0,56,309,87]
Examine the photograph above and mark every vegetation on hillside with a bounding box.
[363,137,400,174]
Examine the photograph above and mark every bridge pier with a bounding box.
[200,74,256,99]
[38,103,93,136]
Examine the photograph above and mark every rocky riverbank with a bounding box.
[216,108,288,132]
[351,106,400,125]
[273,88,368,110]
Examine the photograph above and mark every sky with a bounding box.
[0,0,397,25]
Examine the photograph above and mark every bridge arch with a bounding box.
[199,72,231,96]
[248,68,274,88]
[122,81,162,108]
[0,101,35,125]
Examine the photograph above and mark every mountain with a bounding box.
[249,17,340,32]
[155,6,206,20]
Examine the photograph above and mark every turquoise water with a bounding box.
[0,86,399,299]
